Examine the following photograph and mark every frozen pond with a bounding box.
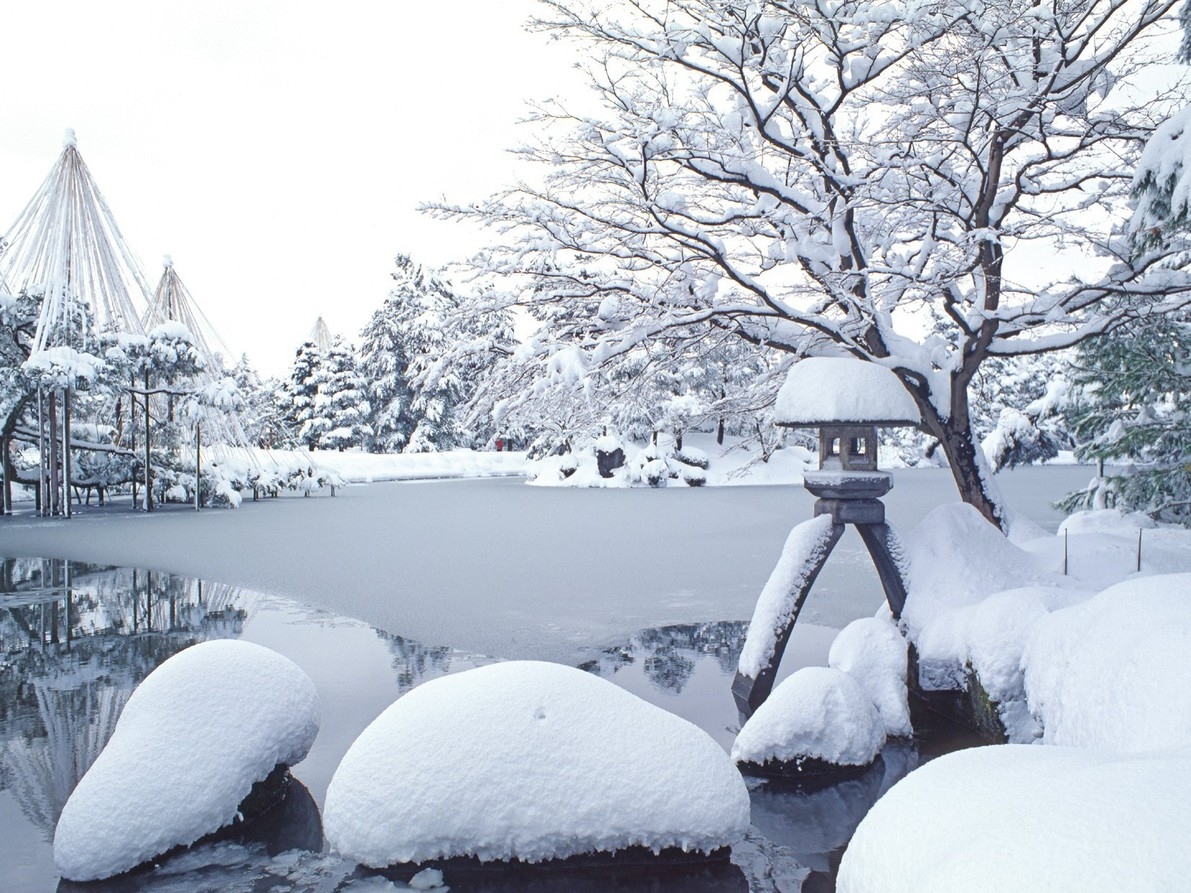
[0,467,1096,891]
[0,466,1096,665]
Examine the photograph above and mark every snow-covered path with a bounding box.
[0,467,1094,662]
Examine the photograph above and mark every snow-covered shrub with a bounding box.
[639,457,670,487]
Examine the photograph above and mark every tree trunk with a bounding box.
[913,378,1007,532]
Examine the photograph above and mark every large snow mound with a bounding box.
[838,744,1191,893]
[54,640,320,881]
[1024,573,1191,751]
[774,357,920,426]
[732,667,885,768]
[828,616,911,738]
[903,503,1060,642]
[323,660,750,866]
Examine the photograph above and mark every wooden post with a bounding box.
[48,390,60,515]
[195,420,201,512]
[143,369,152,512]
[130,374,138,510]
[63,386,72,519]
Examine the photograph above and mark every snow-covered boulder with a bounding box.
[1024,574,1191,751]
[828,616,912,738]
[838,744,1191,893]
[54,640,320,881]
[323,661,749,867]
[732,667,885,778]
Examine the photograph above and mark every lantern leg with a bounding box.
[732,522,845,717]
[855,522,909,619]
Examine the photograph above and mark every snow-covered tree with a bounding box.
[283,341,324,450]
[438,0,1191,530]
[1060,313,1191,523]
[358,258,420,452]
[361,254,514,453]
[316,336,371,451]
[228,354,286,448]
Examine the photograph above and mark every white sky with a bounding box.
[0,1,574,377]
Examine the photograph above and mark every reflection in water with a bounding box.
[377,630,456,693]
[1,559,251,840]
[4,561,944,893]
[583,620,749,693]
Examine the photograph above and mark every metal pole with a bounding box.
[1137,528,1143,573]
[1063,528,1068,576]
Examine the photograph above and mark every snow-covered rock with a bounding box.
[54,640,320,881]
[828,616,911,738]
[838,744,1191,893]
[1024,574,1191,751]
[323,660,749,867]
[732,667,885,771]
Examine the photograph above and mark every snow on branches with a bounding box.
[434,0,1191,529]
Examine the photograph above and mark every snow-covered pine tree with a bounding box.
[1061,313,1191,523]
[362,254,514,453]
[284,341,325,450]
[358,257,419,452]
[317,336,371,451]
[229,354,287,448]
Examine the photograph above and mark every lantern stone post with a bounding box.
[732,358,920,716]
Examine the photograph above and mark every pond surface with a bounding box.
[1,558,933,893]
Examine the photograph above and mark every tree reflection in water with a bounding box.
[376,630,456,693]
[0,559,249,839]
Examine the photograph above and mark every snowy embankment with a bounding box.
[292,447,531,484]
[834,506,1191,891]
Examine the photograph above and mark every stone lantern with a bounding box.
[732,357,921,716]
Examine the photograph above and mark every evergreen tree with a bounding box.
[317,337,371,451]
[230,354,288,448]
[284,341,324,450]
[358,261,418,452]
[1061,314,1191,523]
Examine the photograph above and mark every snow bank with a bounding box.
[324,661,749,867]
[308,448,530,484]
[732,667,885,768]
[902,503,1070,694]
[54,640,320,881]
[738,515,838,678]
[838,744,1191,893]
[775,357,920,425]
[1024,574,1191,751]
[828,616,911,738]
